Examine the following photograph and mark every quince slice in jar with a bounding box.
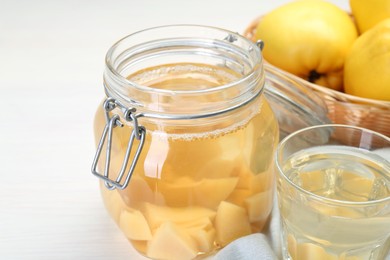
[157,177,202,207]
[147,222,198,260]
[244,190,273,223]
[119,208,152,240]
[215,201,251,246]
[118,175,163,206]
[233,161,273,193]
[180,217,216,253]
[156,176,239,209]
[194,177,239,209]
[226,189,253,207]
[199,157,242,179]
[227,163,274,212]
[244,190,273,231]
[190,229,216,253]
[100,187,126,222]
[141,203,216,230]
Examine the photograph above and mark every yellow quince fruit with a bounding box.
[350,0,390,34]
[344,18,390,101]
[255,0,358,91]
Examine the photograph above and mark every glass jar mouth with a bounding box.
[105,24,262,96]
[102,24,265,117]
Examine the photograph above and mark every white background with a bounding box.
[0,0,349,259]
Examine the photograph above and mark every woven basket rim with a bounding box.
[244,15,390,109]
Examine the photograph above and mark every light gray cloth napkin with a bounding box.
[215,196,282,260]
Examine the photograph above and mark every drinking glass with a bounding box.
[275,124,390,260]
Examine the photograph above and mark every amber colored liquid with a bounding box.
[94,63,279,259]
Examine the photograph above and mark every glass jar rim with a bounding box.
[102,24,265,118]
[104,24,262,96]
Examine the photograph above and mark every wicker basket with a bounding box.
[244,16,390,137]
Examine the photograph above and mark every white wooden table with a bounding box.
[0,0,349,259]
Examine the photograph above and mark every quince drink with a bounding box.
[278,145,390,260]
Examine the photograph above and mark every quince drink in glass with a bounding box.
[275,124,390,260]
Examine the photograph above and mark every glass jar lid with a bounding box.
[264,63,331,139]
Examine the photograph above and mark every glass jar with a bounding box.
[91,25,279,259]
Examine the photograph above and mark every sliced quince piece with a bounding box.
[233,167,253,190]
[161,139,222,181]
[309,200,362,218]
[227,171,273,208]
[251,170,274,194]
[131,240,147,254]
[118,175,163,206]
[244,191,273,223]
[155,176,239,209]
[157,177,201,207]
[215,201,251,246]
[234,165,273,194]
[141,203,216,230]
[199,158,241,179]
[177,217,216,253]
[226,189,252,207]
[147,222,198,260]
[100,186,126,222]
[190,228,216,253]
[287,234,298,260]
[340,174,375,202]
[218,134,244,161]
[300,168,374,202]
[297,242,338,260]
[299,170,328,193]
[179,217,213,231]
[119,208,152,240]
[251,222,266,233]
[195,177,238,209]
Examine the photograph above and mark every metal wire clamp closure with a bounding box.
[91,97,146,190]
[92,84,264,190]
